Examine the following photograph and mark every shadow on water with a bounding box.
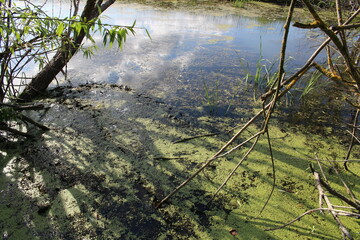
[1,83,357,239]
[0,84,272,239]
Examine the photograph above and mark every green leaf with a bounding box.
[76,23,82,35]
[103,31,109,45]
[15,31,21,42]
[145,29,152,40]
[109,29,116,47]
[96,5,102,14]
[56,22,64,36]
[117,31,124,48]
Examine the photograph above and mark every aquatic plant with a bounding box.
[232,0,251,8]
[202,79,220,115]
[299,69,323,99]
[238,39,280,101]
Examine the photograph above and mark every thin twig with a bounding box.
[346,130,360,144]
[330,23,360,31]
[173,131,223,143]
[261,7,360,101]
[153,157,186,161]
[315,154,328,182]
[0,124,33,138]
[315,168,360,211]
[345,109,360,170]
[330,162,359,205]
[0,102,46,110]
[207,134,261,205]
[315,156,326,211]
[155,106,266,208]
[265,208,360,231]
[254,128,276,218]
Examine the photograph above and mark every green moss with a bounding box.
[1,85,359,239]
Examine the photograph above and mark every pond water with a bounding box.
[55,2,323,117]
[3,2,359,239]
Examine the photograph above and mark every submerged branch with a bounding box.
[173,131,223,143]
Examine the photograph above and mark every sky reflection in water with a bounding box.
[60,3,321,113]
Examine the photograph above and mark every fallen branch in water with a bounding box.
[173,131,223,143]
[20,114,50,131]
[266,161,359,239]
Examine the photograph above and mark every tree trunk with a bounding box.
[18,0,115,102]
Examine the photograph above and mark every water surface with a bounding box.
[59,2,321,116]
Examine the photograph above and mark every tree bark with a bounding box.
[18,0,115,102]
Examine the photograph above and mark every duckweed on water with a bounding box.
[0,84,359,239]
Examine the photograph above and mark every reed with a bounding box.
[300,70,323,99]
[202,79,220,115]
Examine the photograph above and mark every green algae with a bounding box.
[0,84,359,239]
[215,24,234,31]
[207,35,234,44]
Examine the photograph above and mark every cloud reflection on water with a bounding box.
[62,3,317,103]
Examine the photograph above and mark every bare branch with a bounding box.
[330,23,360,31]
[345,109,360,170]
[0,124,33,138]
[0,102,46,110]
[265,208,360,232]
